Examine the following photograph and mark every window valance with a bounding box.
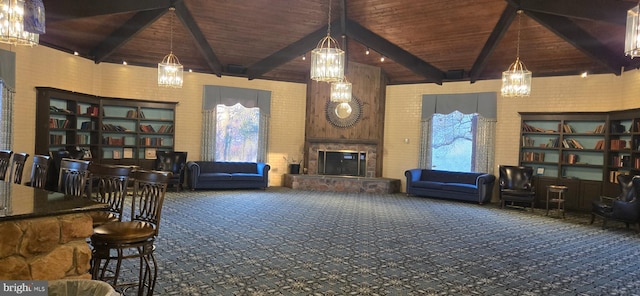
[203,85,271,115]
[421,92,496,120]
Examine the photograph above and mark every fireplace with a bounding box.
[318,150,367,177]
[307,142,377,178]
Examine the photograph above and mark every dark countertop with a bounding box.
[0,181,108,222]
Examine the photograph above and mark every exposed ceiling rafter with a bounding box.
[469,5,519,83]
[173,1,223,76]
[90,8,166,64]
[344,19,445,84]
[47,0,176,23]
[516,0,634,25]
[526,11,625,75]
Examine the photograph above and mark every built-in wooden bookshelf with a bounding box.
[35,87,177,170]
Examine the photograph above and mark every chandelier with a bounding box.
[501,10,531,97]
[310,0,344,82]
[0,0,44,46]
[158,7,183,88]
[625,3,640,58]
[330,77,352,103]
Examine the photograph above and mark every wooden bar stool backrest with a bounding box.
[131,170,172,236]
[28,155,50,189]
[88,164,132,223]
[0,150,13,181]
[58,158,91,197]
[9,153,29,184]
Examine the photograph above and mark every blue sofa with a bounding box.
[186,161,270,190]
[405,169,496,204]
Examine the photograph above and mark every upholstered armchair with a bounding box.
[155,151,188,191]
[499,165,536,211]
[591,174,640,230]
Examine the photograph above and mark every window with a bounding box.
[420,93,496,173]
[431,111,477,172]
[215,103,260,162]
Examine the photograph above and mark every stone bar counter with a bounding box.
[0,181,107,280]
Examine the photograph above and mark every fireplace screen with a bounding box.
[318,150,366,176]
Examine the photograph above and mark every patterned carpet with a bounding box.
[123,187,640,295]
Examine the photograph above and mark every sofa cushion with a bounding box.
[412,181,445,189]
[199,172,233,181]
[441,183,478,194]
[214,162,257,173]
[420,170,478,184]
[230,173,265,182]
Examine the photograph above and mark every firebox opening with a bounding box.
[318,150,367,177]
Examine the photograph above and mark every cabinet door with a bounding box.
[578,180,602,212]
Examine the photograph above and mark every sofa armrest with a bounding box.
[404,169,424,194]
[257,163,270,188]
[186,161,201,189]
[476,173,496,204]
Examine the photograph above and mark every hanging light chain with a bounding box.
[327,0,332,36]
[170,7,175,52]
[516,10,522,59]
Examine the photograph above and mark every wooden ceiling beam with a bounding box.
[47,0,175,23]
[91,8,166,64]
[344,19,445,84]
[247,22,337,80]
[516,0,634,26]
[173,1,223,76]
[526,11,625,75]
[469,5,519,83]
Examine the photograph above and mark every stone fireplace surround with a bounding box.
[283,141,400,193]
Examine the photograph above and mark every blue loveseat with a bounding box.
[404,169,496,204]
[186,161,270,190]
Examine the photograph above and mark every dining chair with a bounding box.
[9,152,29,184]
[91,170,172,296]
[58,158,91,197]
[87,164,133,227]
[27,154,50,189]
[0,150,13,181]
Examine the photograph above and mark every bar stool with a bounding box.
[87,164,133,227]
[58,158,91,197]
[546,185,568,218]
[0,150,13,180]
[91,170,171,296]
[27,155,50,189]
[9,152,29,184]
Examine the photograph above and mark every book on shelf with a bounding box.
[562,138,584,149]
[522,151,545,162]
[609,171,628,183]
[592,124,605,133]
[86,106,100,116]
[145,148,157,159]
[123,148,133,159]
[113,149,121,159]
[561,123,575,133]
[522,122,548,132]
[521,136,534,147]
[594,139,605,150]
[103,136,125,145]
[610,139,627,150]
[565,153,578,164]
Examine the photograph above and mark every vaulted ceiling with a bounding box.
[41,0,639,85]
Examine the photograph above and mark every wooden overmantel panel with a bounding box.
[304,62,387,177]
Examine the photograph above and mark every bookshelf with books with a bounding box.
[36,87,177,170]
[520,112,607,211]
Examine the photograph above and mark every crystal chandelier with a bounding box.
[0,0,44,46]
[158,7,183,88]
[310,0,344,82]
[501,10,531,97]
[330,77,352,103]
[625,3,640,58]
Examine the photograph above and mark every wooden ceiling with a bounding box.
[40,0,640,85]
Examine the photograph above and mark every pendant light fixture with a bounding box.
[158,7,183,88]
[501,10,531,98]
[330,77,352,103]
[310,0,344,82]
[0,0,44,46]
[625,3,640,58]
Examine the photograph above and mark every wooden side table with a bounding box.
[546,185,568,218]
